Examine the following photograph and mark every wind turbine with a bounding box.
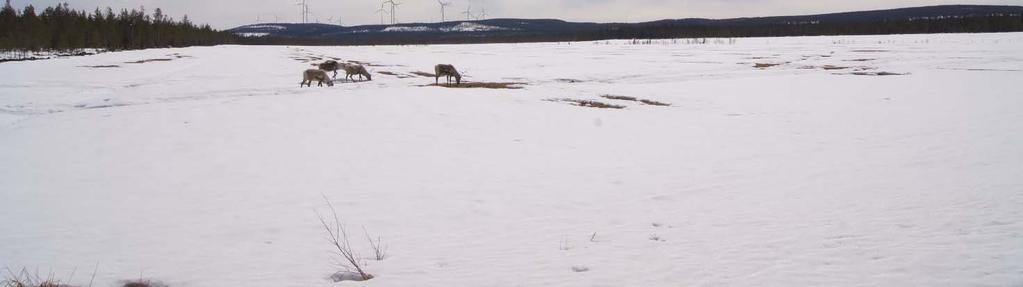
[295,0,309,23]
[381,0,402,24]
[375,7,389,25]
[462,5,475,21]
[327,16,342,26]
[477,7,487,20]
[476,0,488,20]
[438,0,452,22]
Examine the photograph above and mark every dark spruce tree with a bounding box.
[0,1,236,61]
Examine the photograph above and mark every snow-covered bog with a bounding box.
[1,33,1022,287]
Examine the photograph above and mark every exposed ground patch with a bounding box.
[80,65,121,68]
[600,95,672,106]
[125,58,172,64]
[348,60,395,67]
[410,71,436,77]
[547,98,626,109]
[849,71,907,76]
[800,65,852,70]
[377,71,414,78]
[555,78,585,83]
[754,63,782,69]
[424,82,525,89]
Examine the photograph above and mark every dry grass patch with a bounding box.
[548,98,626,109]
[601,95,638,101]
[851,71,906,76]
[555,78,584,83]
[377,71,414,79]
[601,94,672,106]
[80,65,120,68]
[821,65,850,70]
[121,280,168,287]
[427,82,525,89]
[409,71,436,77]
[124,58,172,64]
[639,99,672,106]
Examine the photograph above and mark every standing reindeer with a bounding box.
[342,63,373,82]
[435,64,461,85]
[301,69,334,87]
[319,60,341,79]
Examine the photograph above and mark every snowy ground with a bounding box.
[2,33,1022,286]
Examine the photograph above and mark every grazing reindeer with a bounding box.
[342,63,372,82]
[301,69,334,87]
[319,60,341,79]
[435,64,461,85]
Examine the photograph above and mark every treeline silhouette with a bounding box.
[236,9,1023,46]
[0,1,234,59]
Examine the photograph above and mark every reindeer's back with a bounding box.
[305,69,326,80]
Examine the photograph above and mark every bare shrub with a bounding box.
[362,227,387,261]
[3,268,77,287]
[316,197,373,281]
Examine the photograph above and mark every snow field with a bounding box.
[1,33,1022,286]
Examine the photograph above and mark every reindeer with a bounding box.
[342,63,372,82]
[319,60,341,79]
[435,64,461,85]
[301,69,334,87]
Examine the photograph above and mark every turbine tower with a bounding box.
[462,5,474,21]
[295,0,310,23]
[438,0,452,22]
[477,0,487,20]
[381,0,402,24]
[375,7,389,25]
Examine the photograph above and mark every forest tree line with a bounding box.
[238,13,1023,46]
[0,1,235,54]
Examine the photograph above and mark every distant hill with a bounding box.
[229,5,1023,45]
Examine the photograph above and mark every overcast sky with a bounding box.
[11,0,1023,29]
